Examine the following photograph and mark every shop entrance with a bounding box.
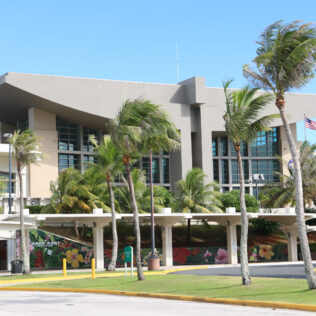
[0,240,7,270]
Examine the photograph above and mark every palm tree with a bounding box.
[173,168,223,213]
[9,129,43,274]
[88,135,124,271]
[263,142,316,208]
[141,105,180,262]
[223,81,276,285]
[45,168,103,214]
[108,99,178,280]
[44,168,105,238]
[243,20,316,288]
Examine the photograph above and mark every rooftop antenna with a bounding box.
[176,43,180,83]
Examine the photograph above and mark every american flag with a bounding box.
[305,117,316,130]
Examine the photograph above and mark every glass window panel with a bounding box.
[152,158,160,183]
[221,159,229,184]
[162,158,170,184]
[212,138,218,156]
[141,157,160,183]
[213,159,219,182]
[220,137,228,156]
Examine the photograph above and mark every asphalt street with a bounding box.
[0,291,313,316]
[172,263,316,279]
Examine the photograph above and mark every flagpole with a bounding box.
[304,114,307,142]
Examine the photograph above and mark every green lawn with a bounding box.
[14,275,316,305]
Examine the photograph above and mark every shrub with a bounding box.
[25,205,44,214]
[220,190,259,213]
[251,218,280,235]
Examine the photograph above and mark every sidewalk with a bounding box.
[0,260,311,277]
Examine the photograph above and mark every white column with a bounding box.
[162,226,173,267]
[287,231,298,262]
[7,239,16,271]
[93,225,104,270]
[227,224,238,264]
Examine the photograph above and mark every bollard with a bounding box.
[91,258,96,279]
[63,258,67,277]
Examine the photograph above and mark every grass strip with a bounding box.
[9,274,316,305]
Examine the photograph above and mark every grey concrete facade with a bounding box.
[0,72,316,196]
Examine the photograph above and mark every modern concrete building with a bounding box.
[0,72,315,207]
[0,72,316,270]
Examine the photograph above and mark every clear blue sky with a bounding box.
[1,1,315,141]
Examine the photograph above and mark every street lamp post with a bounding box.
[3,133,13,214]
[248,173,265,201]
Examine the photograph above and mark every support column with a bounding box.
[7,239,16,271]
[227,224,238,264]
[287,231,298,262]
[24,229,31,272]
[93,225,104,270]
[162,226,173,267]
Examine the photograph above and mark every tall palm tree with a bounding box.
[173,168,223,213]
[89,135,124,271]
[141,106,180,261]
[108,99,179,280]
[263,142,316,208]
[9,129,43,274]
[243,20,316,288]
[223,81,277,285]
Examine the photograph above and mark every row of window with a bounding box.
[213,159,280,184]
[212,128,279,157]
[58,154,171,184]
[57,119,98,152]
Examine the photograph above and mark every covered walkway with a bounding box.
[1,208,315,270]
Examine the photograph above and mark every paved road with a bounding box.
[173,263,316,278]
[0,291,312,316]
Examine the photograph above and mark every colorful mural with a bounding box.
[27,229,288,269]
[28,229,93,269]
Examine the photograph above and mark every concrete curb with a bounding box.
[0,287,316,312]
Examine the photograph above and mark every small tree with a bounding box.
[9,129,42,274]
[173,168,223,213]
[220,190,259,213]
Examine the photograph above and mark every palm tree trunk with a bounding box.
[17,165,30,274]
[149,149,156,258]
[124,158,145,280]
[277,98,316,289]
[236,146,251,286]
[107,177,118,271]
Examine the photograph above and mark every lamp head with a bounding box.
[3,133,13,139]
